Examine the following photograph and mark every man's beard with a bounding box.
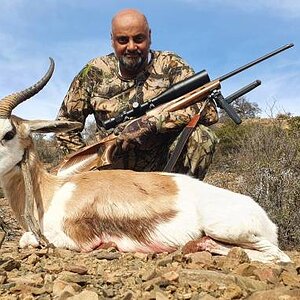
[118,50,147,72]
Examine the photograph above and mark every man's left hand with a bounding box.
[116,116,157,151]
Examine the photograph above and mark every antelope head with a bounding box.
[0,58,81,177]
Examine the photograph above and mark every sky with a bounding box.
[0,0,299,122]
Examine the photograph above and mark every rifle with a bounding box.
[103,43,294,127]
[54,43,294,175]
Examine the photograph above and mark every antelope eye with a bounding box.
[3,130,15,141]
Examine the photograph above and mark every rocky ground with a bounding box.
[0,172,300,300]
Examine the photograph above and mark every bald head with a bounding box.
[111,9,150,35]
[111,9,151,78]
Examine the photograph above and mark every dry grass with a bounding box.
[212,117,300,250]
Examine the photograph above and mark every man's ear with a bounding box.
[24,120,82,134]
[149,29,152,46]
[110,32,114,49]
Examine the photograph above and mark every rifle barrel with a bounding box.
[224,80,261,105]
[217,43,294,82]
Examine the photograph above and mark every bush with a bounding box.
[213,118,300,250]
[33,133,63,168]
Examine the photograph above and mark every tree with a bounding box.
[219,97,261,122]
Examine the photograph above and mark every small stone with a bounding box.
[133,252,148,260]
[161,270,179,282]
[227,247,250,263]
[0,258,21,271]
[95,251,121,260]
[185,251,213,266]
[9,273,44,286]
[155,291,169,300]
[157,257,173,267]
[53,279,81,297]
[234,263,257,277]
[122,290,134,300]
[44,261,63,273]
[27,253,40,265]
[0,231,6,248]
[280,270,300,287]
[0,272,7,284]
[222,283,243,299]
[64,265,88,275]
[141,268,157,281]
[57,290,74,300]
[253,266,282,284]
[69,290,99,300]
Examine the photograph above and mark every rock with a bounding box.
[26,253,40,265]
[161,270,179,282]
[247,287,300,299]
[141,267,158,281]
[185,251,213,266]
[0,271,7,284]
[1,196,300,300]
[52,279,81,297]
[233,263,257,277]
[227,247,250,263]
[8,273,44,286]
[94,251,121,260]
[64,264,88,275]
[0,259,21,271]
[0,231,5,248]
[252,265,282,284]
[69,290,99,299]
[280,270,300,287]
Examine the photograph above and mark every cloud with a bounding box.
[1,0,299,121]
[0,32,111,120]
[177,0,300,18]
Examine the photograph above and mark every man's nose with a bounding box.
[127,39,137,51]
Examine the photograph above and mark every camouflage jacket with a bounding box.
[56,50,218,153]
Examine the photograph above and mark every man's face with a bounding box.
[111,14,151,75]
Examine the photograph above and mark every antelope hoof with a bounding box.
[19,231,39,248]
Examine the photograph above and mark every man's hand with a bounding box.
[116,116,157,151]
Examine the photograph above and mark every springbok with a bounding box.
[0,58,291,263]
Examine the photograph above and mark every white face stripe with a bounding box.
[0,118,14,140]
[0,118,24,176]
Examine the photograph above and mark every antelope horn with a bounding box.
[0,57,55,118]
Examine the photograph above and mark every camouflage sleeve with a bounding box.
[56,64,98,154]
[151,53,218,132]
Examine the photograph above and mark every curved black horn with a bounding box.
[0,57,55,118]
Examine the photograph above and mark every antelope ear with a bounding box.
[24,120,82,133]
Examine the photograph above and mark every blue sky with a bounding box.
[0,0,299,121]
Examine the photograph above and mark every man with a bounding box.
[56,8,219,180]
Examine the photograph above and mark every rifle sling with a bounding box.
[163,109,206,172]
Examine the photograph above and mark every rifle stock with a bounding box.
[146,80,220,116]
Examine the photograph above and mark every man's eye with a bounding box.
[3,131,15,141]
[134,35,145,43]
[117,37,129,44]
